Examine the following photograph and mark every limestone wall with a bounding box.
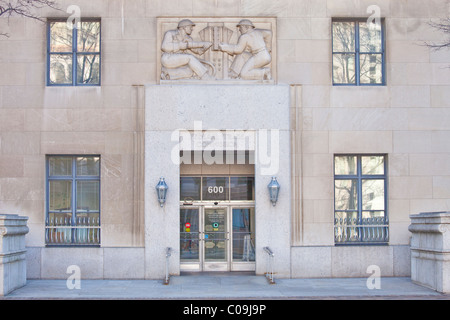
[0,0,449,279]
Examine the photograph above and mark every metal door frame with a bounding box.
[202,206,229,272]
[180,205,202,272]
[180,202,255,273]
[229,205,256,272]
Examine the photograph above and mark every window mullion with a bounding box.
[381,23,386,85]
[355,22,360,86]
[73,25,78,86]
[72,157,77,244]
[357,156,365,242]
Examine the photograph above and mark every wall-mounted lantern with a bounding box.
[156,177,168,207]
[267,177,280,206]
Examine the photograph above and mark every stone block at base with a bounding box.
[409,212,450,294]
[0,214,29,296]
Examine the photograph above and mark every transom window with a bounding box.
[334,155,388,244]
[45,156,101,246]
[180,176,255,202]
[47,19,101,86]
[332,19,385,85]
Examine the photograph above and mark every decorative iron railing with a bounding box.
[45,216,100,245]
[334,217,389,244]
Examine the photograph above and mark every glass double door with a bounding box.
[180,205,255,272]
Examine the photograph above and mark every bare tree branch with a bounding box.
[0,0,60,37]
[424,17,450,51]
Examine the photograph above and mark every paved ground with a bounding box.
[2,274,449,300]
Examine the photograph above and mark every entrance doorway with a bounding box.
[180,205,255,272]
[179,174,255,272]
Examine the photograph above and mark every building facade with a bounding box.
[0,0,449,280]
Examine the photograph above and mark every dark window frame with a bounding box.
[332,18,386,86]
[45,155,101,246]
[47,18,101,86]
[333,154,389,245]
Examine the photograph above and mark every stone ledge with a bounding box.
[0,251,27,263]
[160,79,275,85]
[409,211,450,293]
[410,211,450,223]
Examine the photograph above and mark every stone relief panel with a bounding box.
[157,17,277,83]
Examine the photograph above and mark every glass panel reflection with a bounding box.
[335,179,358,210]
[361,156,385,175]
[362,179,385,210]
[332,21,355,52]
[76,157,100,176]
[230,177,254,201]
[359,21,382,52]
[49,157,72,176]
[360,54,383,84]
[77,21,101,52]
[49,54,73,84]
[49,180,72,211]
[76,181,100,212]
[180,209,199,261]
[180,177,201,201]
[50,22,72,52]
[335,156,357,175]
[333,54,355,84]
[77,54,100,85]
[232,208,255,261]
[204,209,227,261]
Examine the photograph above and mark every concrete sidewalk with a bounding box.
[1,274,449,300]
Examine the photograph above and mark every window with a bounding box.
[47,20,101,86]
[332,19,385,85]
[46,156,101,245]
[334,155,388,244]
[180,176,255,202]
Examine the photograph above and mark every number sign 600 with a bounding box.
[207,186,224,194]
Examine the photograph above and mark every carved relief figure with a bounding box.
[161,19,214,80]
[198,24,234,80]
[218,19,272,80]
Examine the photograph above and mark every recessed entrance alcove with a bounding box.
[144,84,292,279]
[179,151,255,272]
